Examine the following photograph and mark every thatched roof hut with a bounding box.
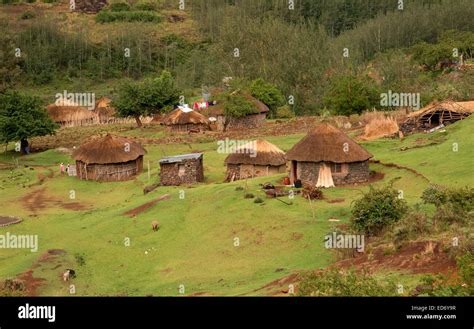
[47,104,98,127]
[73,134,146,182]
[161,107,209,132]
[286,123,373,187]
[224,140,286,181]
[401,100,474,134]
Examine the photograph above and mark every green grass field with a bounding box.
[0,116,472,296]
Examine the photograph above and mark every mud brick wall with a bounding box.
[160,158,204,186]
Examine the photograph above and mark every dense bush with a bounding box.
[417,252,473,296]
[249,78,285,116]
[298,269,396,296]
[323,74,380,115]
[134,1,156,11]
[422,185,474,225]
[96,10,162,23]
[20,11,36,20]
[109,2,131,12]
[392,209,431,245]
[275,105,295,119]
[351,184,408,235]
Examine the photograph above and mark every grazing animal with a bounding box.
[151,221,159,231]
[63,269,76,282]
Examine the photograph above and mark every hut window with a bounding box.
[178,164,185,176]
[331,163,342,173]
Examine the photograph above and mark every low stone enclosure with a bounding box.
[0,216,22,227]
[159,153,204,186]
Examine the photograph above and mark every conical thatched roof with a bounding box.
[286,123,373,163]
[47,104,98,122]
[161,108,209,125]
[73,134,146,165]
[225,140,286,166]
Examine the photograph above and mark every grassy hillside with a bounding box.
[0,116,471,296]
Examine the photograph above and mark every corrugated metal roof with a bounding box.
[159,153,203,164]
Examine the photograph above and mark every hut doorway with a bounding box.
[291,161,298,182]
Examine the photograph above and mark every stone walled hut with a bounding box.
[161,107,209,132]
[73,134,146,182]
[159,153,204,186]
[224,140,286,181]
[286,124,373,187]
[203,95,269,131]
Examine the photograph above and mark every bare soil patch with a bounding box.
[20,188,88,213]
[16,249,67,296]
[335,240,455,275]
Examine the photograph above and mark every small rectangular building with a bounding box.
[159,153,204,186]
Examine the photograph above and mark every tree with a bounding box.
[323,74,379,115]
[222,92,255,132]
[113,70,180,127]
[0,91,58,154]
[249,78,285,117]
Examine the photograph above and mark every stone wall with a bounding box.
[160,158,204,186]
[294,161,370,186]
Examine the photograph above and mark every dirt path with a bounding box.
[123,194,171,217]
[16,249,67,296]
